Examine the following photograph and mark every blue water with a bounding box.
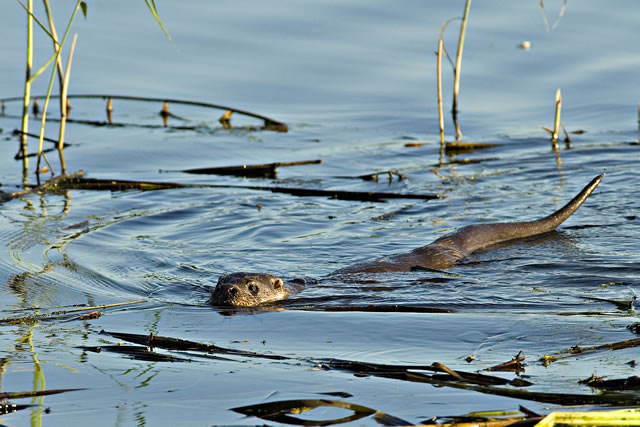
[1,1,639,425]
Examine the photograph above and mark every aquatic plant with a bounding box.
[14,0,171,182]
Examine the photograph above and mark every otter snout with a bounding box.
[210,282,240,305]
[210,272,288,307]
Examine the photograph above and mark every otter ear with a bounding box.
[272,277,284,290]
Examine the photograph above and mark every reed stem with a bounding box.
[106,96,113,124]
[57,33,78,174]
[43,0,69,173]
[552,88,561,142]
[20,0,34,177]
[36,1,83,177]
[452,0,471,119]
[43,0,65,92]
[437,39,445,148]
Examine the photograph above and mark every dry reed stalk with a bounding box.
[161,101,170,126]
[452,0,471,140]
[35,1,83,178]
[552,88,561,142]
[106,96,113,124]
[43,0,65,106]
[20,0,34,176]
[437,39,444,147]
[57,33,78,174]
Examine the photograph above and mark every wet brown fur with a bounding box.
[210,175,602,307]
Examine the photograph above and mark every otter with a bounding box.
[210,174,603,307]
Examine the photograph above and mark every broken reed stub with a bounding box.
[552,88,562,142]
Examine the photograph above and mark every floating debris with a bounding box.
[518,40,532,50]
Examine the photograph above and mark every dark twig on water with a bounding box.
[12,129,72,159]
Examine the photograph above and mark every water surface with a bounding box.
[1,1,639,425]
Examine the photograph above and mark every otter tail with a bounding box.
[435,174,603,257]
[526,173,603,232]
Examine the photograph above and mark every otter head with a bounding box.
[210,272,288,307]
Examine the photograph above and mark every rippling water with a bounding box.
[1,1,639,425]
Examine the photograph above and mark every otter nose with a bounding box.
[215,283,238,296]
[210,283,240,305]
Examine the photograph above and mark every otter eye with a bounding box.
[248,284,259,295]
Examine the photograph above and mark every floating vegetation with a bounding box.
[356,170,406,182]
[179,159,322,179]
[101,330,289,360]
[426,408,542,426]
[8,170,84,197]
[579,374,640,391]
[445,141,499,154]
[94,330,640,409]
[447,156,499,165]
[33,173,185,192]
[541,337,640,365]
[536,409,640,427]
[7,171,440,202]
[231,399,410,426]
[0,300,145,325]
[78,345,190,363]
[0,93,289,132]
[486,351,526,373]
[0,388,84,401]
[0,386,84,416]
